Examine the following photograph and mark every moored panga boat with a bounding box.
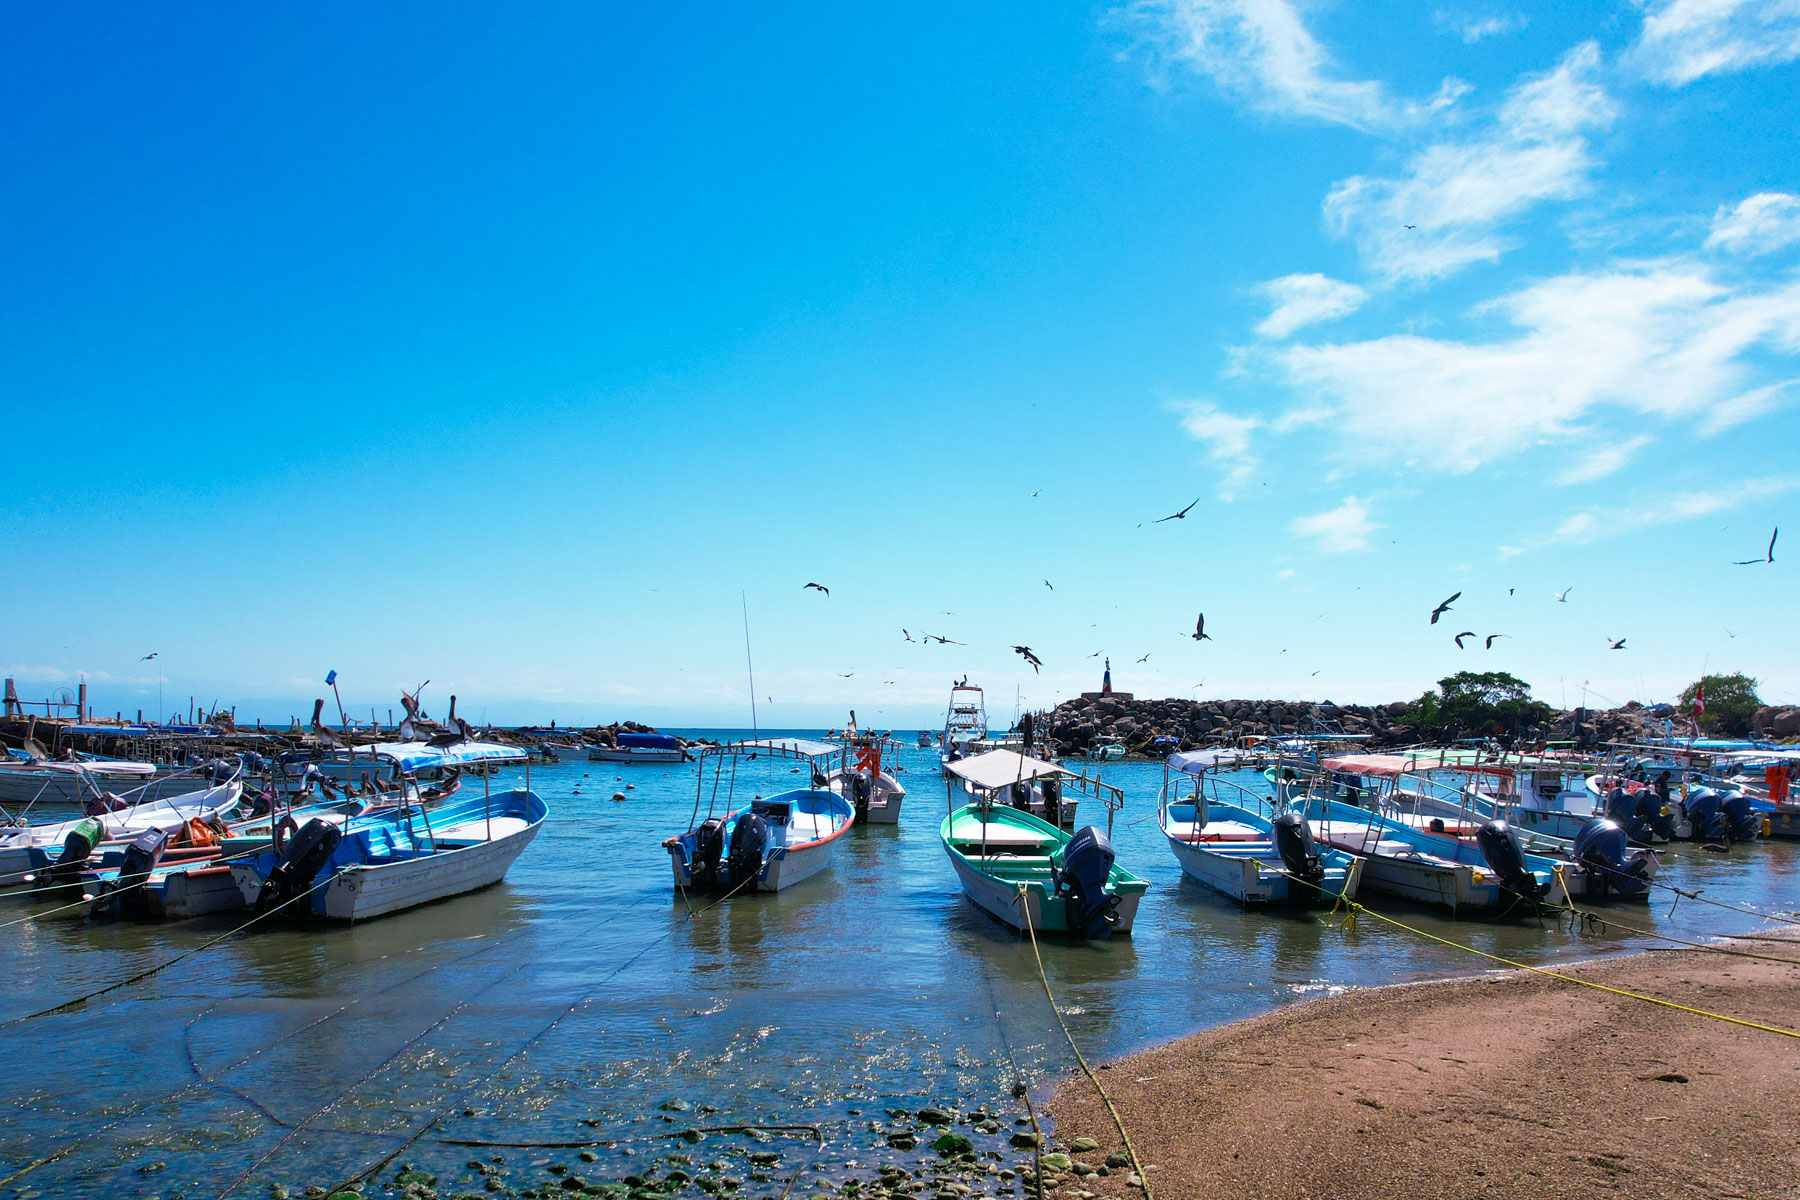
[1159,750,1361,906]
[940,805,1147,938]
[663,739,856,893]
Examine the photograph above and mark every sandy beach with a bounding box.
[1044,939,1800,1200]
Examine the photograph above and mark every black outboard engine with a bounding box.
[1053,826,1121,939]
[253,818,342,914]
[208,757,236,783]
[1271,811,1324,902]
[1571,817,1651,900]
[109,827,171,918]
[1476,820,1548,907]
[1007,781,1033,812]
[1040,777,1064,828]
[691,817,728,891]
[727,812,769,893]
[1720,791,1759,842]
[850,773,873,823]
[48,818,104,887]
[1683,788,1725,841]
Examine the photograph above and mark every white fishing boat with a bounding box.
[0,755,217,808]
[588,732,689,763]
[0,781,244,882]
[229,784,547,921]
[943,749,1108,828]
[824,725,907,824]
[663,739,856,893]
[939,682,989,776]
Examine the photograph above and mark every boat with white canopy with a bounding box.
[662,738,856,894]
[823,722,907,824]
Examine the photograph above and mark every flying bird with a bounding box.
[1192,613,1212,641]
[1454,631,1477,649]
[837,672,854,678]
[1135,653,1151,663]
[1012,646,1042,673]
[1429,592,1461,624]
[902,629,915,642]
[1029,490,1040,498]
[803,582,830,595]
[1484,634,1508,650]
[1508,588,1515,596]
[1153,497,1201,523]
[1607,637,1627,650]
[925,634,964,645]
[1403,224,1417,230]
[1555,587,1573,603]
[1089,650,1101,657]
[140,652,158,661]
[1734,526,1778,565]
[1726,628,1739,639]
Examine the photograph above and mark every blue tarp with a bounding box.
[618,733,684,751]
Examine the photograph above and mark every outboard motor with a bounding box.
[1053,826,1120,939]
[1631,789,1678,843]
[1271,811,1324,901]
[1604,785,1634,826]
[1040,777,1064,828]
[691,817,728,890]
[49,818,105,886]
[727,811,769,893]
[1572,817,1651,900]
[1720,791,1759,842]
[1476,820,1548,907]
[1683,788,1725,841]
[209,757,236,783]
[108,827,171,918]
[1007,781,1033,812]
[253,818,342,914]
[850,772,874,823]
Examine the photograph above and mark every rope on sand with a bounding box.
[1014,884,1155,1200]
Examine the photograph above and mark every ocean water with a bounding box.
[0,733,1793,1198]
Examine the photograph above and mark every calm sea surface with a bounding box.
[1,732,1793,1198]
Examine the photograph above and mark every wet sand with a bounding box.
[1044,939,1800,1200]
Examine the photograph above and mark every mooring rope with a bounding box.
[973,947,1046,1200]
[1013,884,1155,1200]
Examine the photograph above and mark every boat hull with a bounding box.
[1165,833,1359,906]
[588,746,686,764]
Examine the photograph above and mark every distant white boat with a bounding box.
[588,733,688,763]
[825,729,907,824]
[0,782,244,881]
[0,757,216,808]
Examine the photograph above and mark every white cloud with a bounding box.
[1552,475,1798,543]
[1290,496,1377,552]
[1123,0,1468,131]
[1323,42,1615,284]
[1437,10,1528,42]
[1273,261,1800,472]
[1555,433,1652,484]
[1707,192,1800,256]
[1256,273,1369,338]
[1630,0,1800,86]
[1175,399,1262,498]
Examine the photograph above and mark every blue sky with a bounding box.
[4,0,1797,729]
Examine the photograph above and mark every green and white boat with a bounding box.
[939,803,1149,938]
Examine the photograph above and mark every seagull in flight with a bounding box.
[1607,637,1627,650]
[803,582,830,595]
[1454,631,1476,649]
[1403,224,1417,229]
[837,672,854,678]
[1555,587,1573,603]
[1043,579,1054,591]
[1135,653,1151,663]
[1429,592,1461,624]
[1485,634,1509,650]
[140,652,158,661]
[902,630,915,642]
[1154,497,1201,523]
[925,634,964,645]
[1029,490,1041,498]
[1012,646,1042,673]
[1734,526,1778,565]
[1192,613,1212,642]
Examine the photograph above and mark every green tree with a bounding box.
[1401,671,1553,738]
[1679,673,1761,736]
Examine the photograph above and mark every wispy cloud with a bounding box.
[1323,42,1615,284]
[1630,0,1800,86]
[1555,433,1653,484]
[1256,273,1369,338]
[1272,261,1800,472]
[1436,10,1528,43]
[1121,0,1467,131]
[1290,496,1377,552]
[1707,192,1800,256]
[1552,475,1798,543]
[1174,399,1261,498]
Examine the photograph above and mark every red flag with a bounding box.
[1691,681,1705,716]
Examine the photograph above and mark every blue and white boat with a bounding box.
[228,786,547,921]
[589,732,689,764]
[663,739,855,894]
[1158,751,1361,906]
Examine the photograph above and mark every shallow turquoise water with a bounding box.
[0,735,1793,1198]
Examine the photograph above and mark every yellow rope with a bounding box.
[1015,884,1155,1200]
[1331,893,1800,1039]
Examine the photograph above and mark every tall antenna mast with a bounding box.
[742,592,759,739]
